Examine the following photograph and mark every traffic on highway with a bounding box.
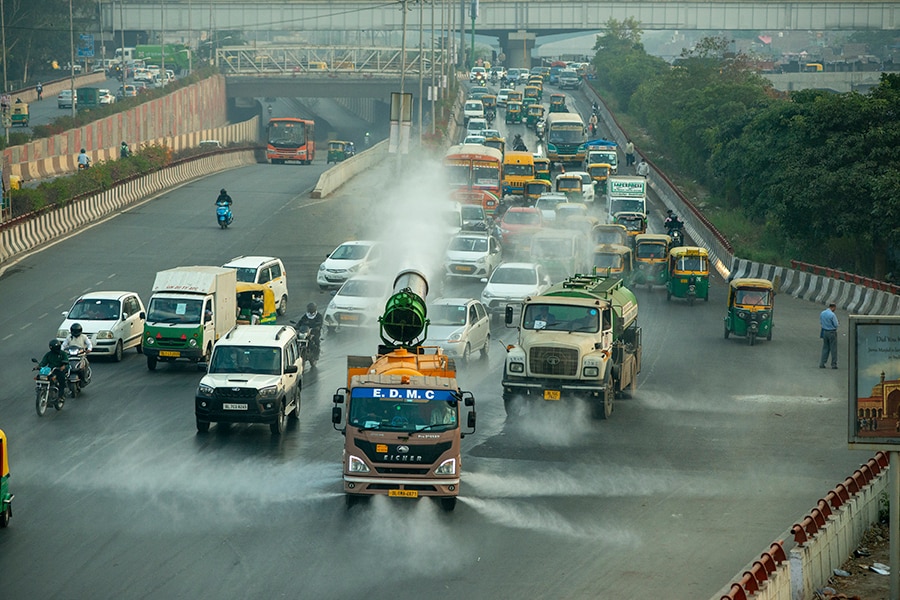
[0,68,867,600]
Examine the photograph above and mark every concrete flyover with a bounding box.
[226,74,401,101]
[106,1,900,33]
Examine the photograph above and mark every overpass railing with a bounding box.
[216,45,447,76]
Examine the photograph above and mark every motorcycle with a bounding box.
[216,201,233,229]
[668,227,684,247]
[65,348,92,397]
[535,119,545,141]
[512,136,528,152]
[31,359,65,417]
[292,323,322,369]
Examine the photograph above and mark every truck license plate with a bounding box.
[544,390,561,400]
[159,350,180,357]
[388,489,418,499]
[223,403,248,410]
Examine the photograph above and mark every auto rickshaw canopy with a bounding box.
[550,93,566,105]
[729,278,775,308]
[527,104,545,117]
[328,140,350,151]
[615,211,647,235]
[483,136,505,155]
[669,246,709,274]
[507,91,524,103]
[588,163,612,182]
[506,101,522,113]
[592,243,633,274]
[235,283,278,324]
[533,158,551,180]
[0,428,7,477]
[634,234,671,261]
[481,94,497,108]
[591,223,628,247]
[555,173,583,193]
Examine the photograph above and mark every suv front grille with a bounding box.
[529,347,579,376]
[213,387,258,400]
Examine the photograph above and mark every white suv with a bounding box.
[195,325,303,434]
[222,256,289,315]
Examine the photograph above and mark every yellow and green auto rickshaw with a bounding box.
[588,162,612,187]
[533,158,551,181]
[555,172,583,201]
[483,135,505,156]
[614,211,647,243]
[724,278,775,345]
[235,283,278,324]
[506,90,524,106]
[666,246,710,305]
[592,243,634,286]
[1,428,12,528]
[522,97,537,110]
[524,85,542,104]
[327,140,354,164]
[591,223,629,247]
[633,233,671,289]
[481,94,497,121]
[549,93,567,113]
[11,102,28,127]
[528,75,544,88]
[523,179,552,205]
[526,104,545,129]
[505,101,523,124]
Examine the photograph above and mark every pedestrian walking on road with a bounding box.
[625,140,635,167]
[36,83,42,101]
[819,302,839,369]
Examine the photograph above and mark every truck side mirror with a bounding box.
[331,406,342,425]
[333,392,345,404]
[505,305,514,325]
[467,410,476,429]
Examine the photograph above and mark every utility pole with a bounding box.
[417,0,423,144]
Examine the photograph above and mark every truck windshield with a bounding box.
[610,198,645,214]
[349,397,459,432]
[147,297,203,324]
[209,345,282,375]
[523,304,599,333]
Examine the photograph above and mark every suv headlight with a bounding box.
[258,386,278,398]
[197,383,214,397]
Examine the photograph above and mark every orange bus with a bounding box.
[444,144,503,214]
[266,117,315,164]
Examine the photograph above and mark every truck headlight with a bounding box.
[188,338,198,347]
[583,366,599,378]
[509,362,524,373]
[197,383,214,397]
[258,386,278,398]
[348,455,370,473]
[435,458,457,475]
[96,330,114,340]
[144,336,154,345]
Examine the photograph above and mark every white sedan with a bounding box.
[444,231,502,279]
[425,298,491,362]
[57,291,146,361]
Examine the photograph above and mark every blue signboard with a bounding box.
[77,34,94,58]
[351,388,456,401]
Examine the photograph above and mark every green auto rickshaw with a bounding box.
[724,278,775,345]
[614,211,647,245]
[591,223,629,247]
[526,104,545,129]
[505,101,523,124]
[588,163,611,187]
[523,179,552,205]
[666,246,710,305]
[327,140,354,164]
[11,102,28,127]
[533,158,551,182]
[524,85,542,104]
[1,428,12,527]
[236,283,278,325]
[506,90,524,105]
[549,93,567,113]
[592,243,634,287]
[633,233,671,289]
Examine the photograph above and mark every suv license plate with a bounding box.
[388,489,418,499]
[223,403,248,410]
[544,390,561,400]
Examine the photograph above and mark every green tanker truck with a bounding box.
[501,273,642,419]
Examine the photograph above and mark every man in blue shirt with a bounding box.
[819,302,839,369]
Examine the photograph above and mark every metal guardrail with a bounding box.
[216,46,447,76]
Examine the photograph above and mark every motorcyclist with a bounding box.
[61,323,92,385]
[364,132,371,148]
[664,211,684,235]
[120,141,130,158]
[297,303,323,366]
[38,339,69,398]
[36,82,43,101]
[513,134,527,152]
[77,148,90,169]
[216,188,232,206]
[591,101,599,116]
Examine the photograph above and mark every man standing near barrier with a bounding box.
[819,302,839,369]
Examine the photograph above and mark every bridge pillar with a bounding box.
[502,30,536,70]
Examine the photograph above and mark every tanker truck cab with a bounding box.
[501,274,642,420]
[143,266,237,371]
[331,269,476,511]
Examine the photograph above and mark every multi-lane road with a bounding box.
[0,85,867,600]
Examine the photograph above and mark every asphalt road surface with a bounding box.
[0,94,868,600]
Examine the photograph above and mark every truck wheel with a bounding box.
[270,402,286,435]
[503,393,523,418]
[440,497,457,511]
[147,355,157,371]
[593,378,614,420]
[196,418,210,433]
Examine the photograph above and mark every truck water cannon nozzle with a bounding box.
[379,269,430,349]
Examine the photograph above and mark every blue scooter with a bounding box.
[216,201,233,229]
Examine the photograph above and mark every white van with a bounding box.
[463,100,484,123]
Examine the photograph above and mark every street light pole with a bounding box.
[417,0,423,144]
[69,0,76,121]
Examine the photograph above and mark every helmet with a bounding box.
[220,188,227,195]
[49,339,62,351]
[70,323,83,336]
[80,148,86,153]
[307,302,317,313]
[121,141,127,145]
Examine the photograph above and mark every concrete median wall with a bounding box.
[4,75,239,182]
[0,146,257,268]
[310,139,389,198]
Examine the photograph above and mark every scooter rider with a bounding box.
[39,339,69,398]
[664,211,684,234]
[77,148,90,169]
[61,323,92,384]
[513,134,527,152]
[216,188,232,206]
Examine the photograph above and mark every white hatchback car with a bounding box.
[57,291,146,361]
[497,88,513,107]
[444,232,501,279]
[317,240,382,290]
[222,256,289,315]
[425,298,491,362]
[98,89,115,105]
[480,262,552,319]
[534,192,570,223]
[324,275,391,334]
